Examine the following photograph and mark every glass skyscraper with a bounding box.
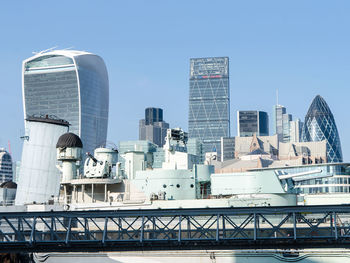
[145,108,163,125]
[0,149,13,183]
[139,107,169,147]
[289,119,303,143]
[273,105,285,136]
[22,50,109,156]
[282,113,292,142]
[273,104,295,143]
[302,95,342,163]
[237,111,269,137]
[188,57,230,154]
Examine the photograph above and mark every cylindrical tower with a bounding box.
[15,116,69,205]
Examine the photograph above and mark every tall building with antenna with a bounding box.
[273,104,286,141]
[273,91,301,143]
[22,49,109,156]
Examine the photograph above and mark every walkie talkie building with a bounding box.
[22,50,109,156]
[188,57,230,154]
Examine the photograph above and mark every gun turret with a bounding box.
[86,152,102,165]
[84,148,119,178]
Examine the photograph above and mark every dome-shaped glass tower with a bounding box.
[302,95,343,162]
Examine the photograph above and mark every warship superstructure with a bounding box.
[54,128,299,210]
[2,125,347,262]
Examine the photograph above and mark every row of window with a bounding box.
[300,186,350,194]
[296,177,350,186]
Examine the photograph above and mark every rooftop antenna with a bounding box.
[7,140,11,156]
[32,46,58,55]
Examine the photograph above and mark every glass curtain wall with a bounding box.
[189,57,230,154]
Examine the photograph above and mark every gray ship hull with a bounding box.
[34,249,350,263]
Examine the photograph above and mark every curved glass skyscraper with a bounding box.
[302,95,342,162]
[22,50,109,155]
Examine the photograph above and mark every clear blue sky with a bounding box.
[0,1,349,161]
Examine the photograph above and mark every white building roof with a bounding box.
[24,49,95,64]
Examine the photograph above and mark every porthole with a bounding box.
[176,184,180,188]
[190,184,194,188]
[163,184,167,188]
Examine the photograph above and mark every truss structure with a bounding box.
[0,205,350,252]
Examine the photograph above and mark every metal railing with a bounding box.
[0,205,350,252]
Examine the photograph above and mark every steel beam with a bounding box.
[0,205,349,252]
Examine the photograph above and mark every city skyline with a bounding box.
[0,1,349,162]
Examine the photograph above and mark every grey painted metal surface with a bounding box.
[16,119,68,205]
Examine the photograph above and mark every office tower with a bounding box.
[12,161,21,183]
[237,111,269,137]
[302,95,343,163]
[152,148,165,168]
[289,119,303,143]
[118,140,157,167]
[220,137,235,161]
[145,108,163,125]
[22,50,109,156]
[187,138,204,163]
[273,104,296,143]
[273,105,286,141]
[188,57,230,154]
[0,149,13,183]
[139,107,169,147]
[282,113,292,142]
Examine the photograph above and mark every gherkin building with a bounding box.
[302,95,343,162]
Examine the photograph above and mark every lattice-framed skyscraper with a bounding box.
[302,95,343,163]
[188,57,230,154]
